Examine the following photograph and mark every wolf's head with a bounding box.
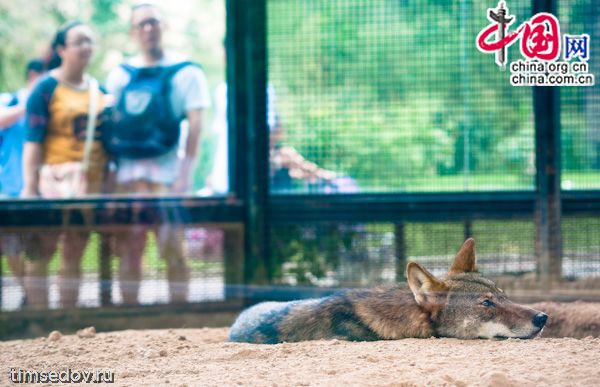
[406,238,548,339]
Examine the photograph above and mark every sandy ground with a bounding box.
[2,302,600,387]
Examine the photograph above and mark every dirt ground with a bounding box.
[1,302,600,387]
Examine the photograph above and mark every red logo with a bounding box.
[476,1,561,68]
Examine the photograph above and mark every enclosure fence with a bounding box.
[1,0,599,317]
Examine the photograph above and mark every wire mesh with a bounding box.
[559,0,600,189]
[3,217,599,310]
[268,0,534,194]
[269,218,599,289]
[270,220,538,286]
[562,216,600,279]
[2,0,600,313]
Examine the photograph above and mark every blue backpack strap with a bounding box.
[161,61,198,82]
[120,63,137,73]
[159,61,200,104]
[168,60,197,72]
[120,63,139,80]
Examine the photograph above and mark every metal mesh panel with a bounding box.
[470,220,536,276]
[560,0,600,189]
[562,216,600,279]
[270,220,540,287]
[269,217,600,290]
[270,223,398,287]
[268,0,534,194]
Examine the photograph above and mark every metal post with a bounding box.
[394,223,407,282]
[224,225,244,300]
[533,0,562,284]
[226,0,270,286]
[99,232,112,307]
[464,220,473,240]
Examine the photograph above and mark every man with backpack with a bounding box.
[106,3,211,304]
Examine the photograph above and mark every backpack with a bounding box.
[105,61,195,158]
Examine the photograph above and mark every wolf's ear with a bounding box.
[406,262,448,307]
[448,238,477,275]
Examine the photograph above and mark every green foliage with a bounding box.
[90,0,120,30]
[268,0,599,191]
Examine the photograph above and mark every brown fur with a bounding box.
[229,238,548,343]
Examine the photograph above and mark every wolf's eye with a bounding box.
[481,299,495,307]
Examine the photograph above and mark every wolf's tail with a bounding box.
[229,301,296,344]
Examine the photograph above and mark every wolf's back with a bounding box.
[228,294,382,343]
[228,301,297,344]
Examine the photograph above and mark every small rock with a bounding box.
[178,335,187,341]
[143,349,159,359]
[159,349,168,357]
[77,326,96,339]
[48,331,62,341]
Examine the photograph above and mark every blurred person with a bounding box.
[201,81,228,196]
[0,59,45,197]
[202,38,337,196]
[266,91,338,193]
[269,130,338,192]
[105,3,211,304]
[203,81,337,194]
[0,59,45,304]
[22,21,112,308]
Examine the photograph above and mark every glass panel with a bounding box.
[1,225,229,311]
[0,0,227,200]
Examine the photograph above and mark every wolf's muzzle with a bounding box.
[533,312,548,328]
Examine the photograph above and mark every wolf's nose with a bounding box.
[533,313,548,328]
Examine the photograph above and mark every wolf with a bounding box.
[229,238,548,343]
